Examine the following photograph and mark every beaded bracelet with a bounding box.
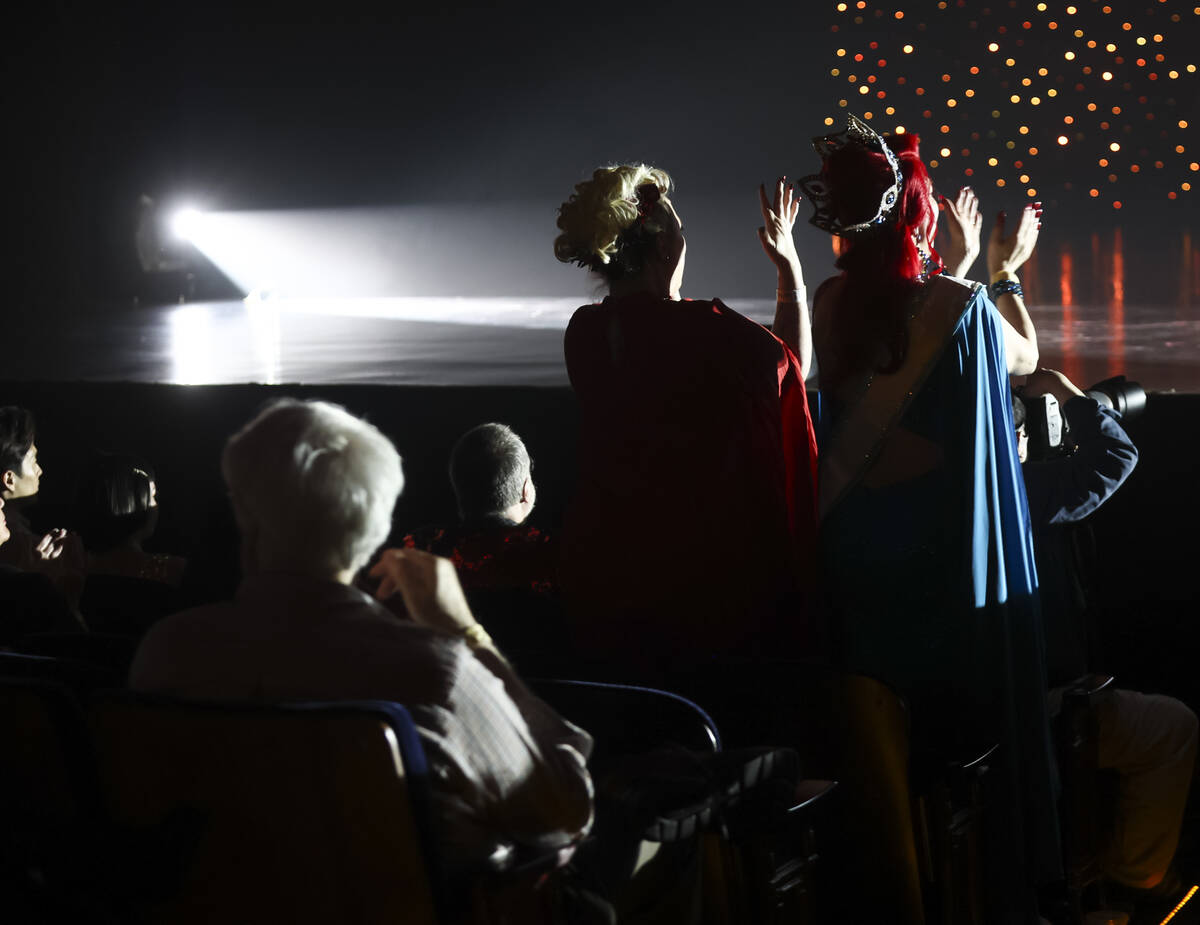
[989,278,1024,301]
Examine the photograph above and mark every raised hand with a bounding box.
[757,177,803,282]
[988,201,1043,277]
[370,547,477,635]
[938,186,983,278]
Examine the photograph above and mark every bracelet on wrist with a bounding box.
[988,278,1024,301]
[776,288,805,303]
[460,622,494,650]
[990,268,1018,284]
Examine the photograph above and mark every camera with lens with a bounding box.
[1018,375,1146,462]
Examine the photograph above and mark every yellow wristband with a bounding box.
[991,268,1018,284]
[461,623,494,650]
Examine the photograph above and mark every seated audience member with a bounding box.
[75,453,187,636]
[0,406,86,599]
[0,497,84,642]
[1018,368,1197,909]
[403,423,555,593]
[130,400,593,880]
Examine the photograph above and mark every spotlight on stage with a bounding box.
[170,207,203,242]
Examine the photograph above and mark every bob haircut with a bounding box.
[221,399,404,576]
[0,407,36,476]
[77,453,157,552]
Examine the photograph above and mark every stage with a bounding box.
[20,295,1200,392]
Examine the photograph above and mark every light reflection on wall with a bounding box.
[1059,247,1083,384]
[1109,229,1125,377]
[169,301,283,385]
[169,305,215,385]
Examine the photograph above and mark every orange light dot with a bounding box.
[940,124,950,133]
[1191,162,1200,171]
[1185,182,1194,191]
[969,65,980,74]
[1169,191,1178,199]
[824,117,835,125]
[947,98,957,107]
[1131,164,1141,172]
[1089,188,1100,197]
[1180,120,1190,128]
[1029,147,1039,155]
[1027,187,1037,197]
[1113,201,1122,209]
[965,88,975,97]
[1099,158,1109,167]
[1177,145,1186,154]
[1064,116,1074,125]
[997,178,1007,187]
[895,9,904,18]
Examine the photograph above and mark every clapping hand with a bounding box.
[757,177,803,281]
[938,186,983,278]
[988,201,1043,277]
[370,547,477,636]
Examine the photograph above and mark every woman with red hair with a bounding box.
[799,117,1055,922]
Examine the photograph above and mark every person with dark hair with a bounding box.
[800,115,1054,921]
[553,165,818,680]
[405,423,551,591]
[1016,369,1196,916]
[74,453,187,636]
[0,497,84,642]
[0,405,84,591]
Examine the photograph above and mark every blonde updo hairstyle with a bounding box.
[554,164,674,281]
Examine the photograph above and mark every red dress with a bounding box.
[563,293,818,673]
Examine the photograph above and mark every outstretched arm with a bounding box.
[758,178,812,378]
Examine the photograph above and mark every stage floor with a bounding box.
[20,296,1200,392]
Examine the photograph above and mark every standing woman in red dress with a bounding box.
[553,165,818,683]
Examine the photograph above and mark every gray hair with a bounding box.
[449,423,529,520]
[222,399,404,575]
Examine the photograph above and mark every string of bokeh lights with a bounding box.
[823,0,1199,210]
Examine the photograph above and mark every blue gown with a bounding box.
[818,281,1061,922]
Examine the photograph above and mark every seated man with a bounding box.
[0,496,83,642]
[0,406,84,585]
[130,400,593,879]
[1017,369,1197,906]
[403,423,556,594]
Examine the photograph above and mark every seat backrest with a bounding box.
[0,650,121,693]
[87,693,439,925]
[0,678,98,827]
[530,678,720,769]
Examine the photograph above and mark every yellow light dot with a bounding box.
[1106,43,1117,52]
[1006,140,1016,149]
[1038,67,1048,76]
[947,98,957,107]
[859,85,870,94]
[824,117,835,125]
[1019,125,1030,134]
[1047,89,1057,97]
[988,42,1000,52]
[1102,71,1113,80]
[1180,120,1190,128]
[964,88,975,98]
[1011,94,1022,103]
[988,156,999,166]
[1006,57,1016,67]
[1065,51,1076,60]
[1036,1,1046,9]
[1170,70,1180,79]
[836,2,847,9]
[1066,4,1076,12]
[1022,77,1032,86]
[1087,102,1098,111]
[1019,174,1030,183]
[992,110,1001,118]
[940,147,951,157]
[1027,188,1037,197]
[903,44,914,53]
[1185,182,1194,191]
[1190,65,1198,73]
[1137,36,1147,45]
[837,48,847,57]
[1074,29,1084,38]
[1110,142,1121,152]
[1031,96,1041,105]
[1057,135,1069,145]
[885,106,895,114]
[831,68,841,76]
[895,125,906,134]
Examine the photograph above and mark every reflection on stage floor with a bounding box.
[17,294,1200,391]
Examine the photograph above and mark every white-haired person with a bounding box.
[130,399,594,884]
[553,166,819,683]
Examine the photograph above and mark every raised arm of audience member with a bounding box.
[987,204,1041,374]
[1019,368,1139,525]
[758,178,812,376]
[371,547,593,851]
[937,186,983,278]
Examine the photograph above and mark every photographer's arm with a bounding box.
[1021,370,1138,525]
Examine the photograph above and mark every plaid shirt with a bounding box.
[130,572,593,869]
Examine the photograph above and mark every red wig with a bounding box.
[823,132,942,385]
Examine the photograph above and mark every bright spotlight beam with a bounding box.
[170,207,203,242]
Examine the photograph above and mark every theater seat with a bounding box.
[87,694,440,925]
